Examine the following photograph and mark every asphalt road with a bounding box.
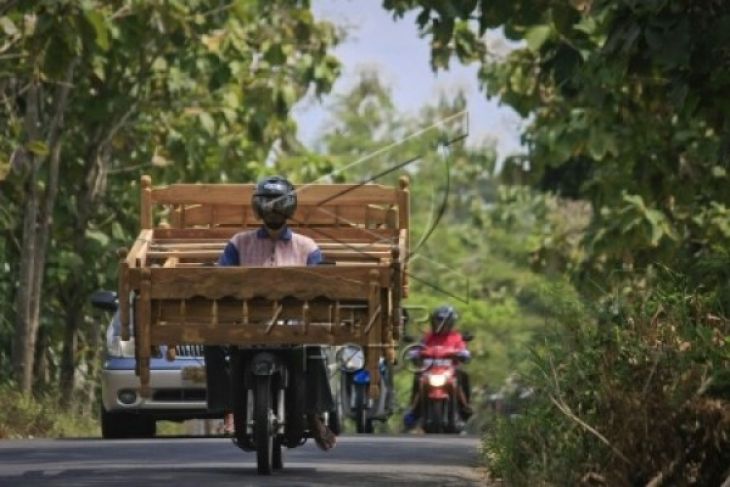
[0,434,484,486]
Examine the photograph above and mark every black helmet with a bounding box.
[252,176,297,230]
[430,305,458,334]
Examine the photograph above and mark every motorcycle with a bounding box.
[229,346,338,474]
[336,344,393,433]
[406,336,472,434]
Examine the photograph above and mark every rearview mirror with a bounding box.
[91,290,118,312]
[462,331,474,342]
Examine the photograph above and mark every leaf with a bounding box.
[416,8,431,29]
[201,31,225,52]
[0,16,18,36]
[433,16,455,43]
[199,112,216,135]
[587,129,617,159]
[646,211,665,247]
[151,150,172,167]
[281,85,297,107]
[57,251,84,272]
[86,229,110,247]
[84,10,110,51]
[222,91,239,109]
[526,25,551,52]
[111,222,124,240]
[91,55,106,81]
[551,4,579,37]
[43,33,74,79]
[27,140,49,156]
[264,44,286,65]
[574,15,597,35]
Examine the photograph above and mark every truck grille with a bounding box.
[152,388,207,402]
[174,344,204,357]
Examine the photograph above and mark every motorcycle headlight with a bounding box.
[427,373,448,388]
[108,336,136,358]
[338,345,365,371]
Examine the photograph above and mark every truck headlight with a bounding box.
[108,336,136,358]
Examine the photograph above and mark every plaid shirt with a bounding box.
[218,226,322,267]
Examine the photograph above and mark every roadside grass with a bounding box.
[0,383,99,439]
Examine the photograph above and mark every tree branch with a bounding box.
[44,60,78,150]
[546,355,633,467]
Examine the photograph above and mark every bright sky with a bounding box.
[293,0,524,162]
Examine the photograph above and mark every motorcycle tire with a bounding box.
[272,437,283,470]
[355,406,373,433]
[254,376,274,475]
[425,400,444,434]
[446,393,458,434]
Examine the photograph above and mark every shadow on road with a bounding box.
[5,465,479,487]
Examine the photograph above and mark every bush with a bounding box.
[485,274,730,486]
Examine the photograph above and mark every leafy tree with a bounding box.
[383,0,730,482]
[0,0,341,398]
[384,0,730,289]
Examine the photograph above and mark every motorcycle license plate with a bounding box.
[181,366,206,383]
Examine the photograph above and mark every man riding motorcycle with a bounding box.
[403,305,472,429]
[204,175,336,451]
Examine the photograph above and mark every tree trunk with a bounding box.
[33,324,50,387]
[11,64,75,394]
[12,81,41,393]
[12,177,40,393]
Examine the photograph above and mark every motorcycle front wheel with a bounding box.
[424,400,444,434]
[254,376,274,475]
[353,385,373,433]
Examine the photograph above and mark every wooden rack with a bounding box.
[119,175,410,399]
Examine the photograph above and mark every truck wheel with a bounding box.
[254,376,273,475]
[101,406,155,439]
[101,406,123,439]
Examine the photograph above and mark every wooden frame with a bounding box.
[120,175,409,399]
